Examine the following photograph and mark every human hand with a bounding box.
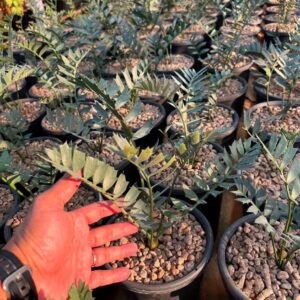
[3,176,138,300]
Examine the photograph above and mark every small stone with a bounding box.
[228,265,235,276]
[277,271,289,281]
[178,257,185,265]
[292,280,300,290]
[254,276,265,294]
[158,269,165,279]
[257,288,274,300]
[151,273,158,281]
[281,283,292,290]
[237,274,246,289]
[154,259,160,268]
[184,261,194,272]
[164,275,174,282]
[140,270,147,279]
[293,295,300,300]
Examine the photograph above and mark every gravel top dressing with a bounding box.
[251,105,300,134]
[110,209,206,284]
[169,106,234,133]
[227,222,300,299]
[0,187,14,221]
[0,100,43,124]
[149,143,218,188]
[107,103,160,130]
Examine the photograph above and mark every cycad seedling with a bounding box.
[237,117,300,268]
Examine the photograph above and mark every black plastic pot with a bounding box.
[155,54,195,77]
[248,101,300,147]
[103,203,214,300]
[254,77,300,103]
[216,76,248,116]
[107,99,167,148]
[262,23,292,45]
[3,184,102,243]
[41,102,95,142]
[101,59,140,79]
[0,184,20,243]
[0,98,46,137]
[150,142,223,235]
[218,214,256,300]
[166,104,239,146]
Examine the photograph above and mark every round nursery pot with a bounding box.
[107,99,167,148]
[101,58,141,79]
[215,76,248,116]
[253,77,300,103]
[248,101,300,147]
[218,214,257,300]
[155,54,195,77]
[41,102,95,142]
[0,98,46,137]
[262,23,294,45]
[28,83,73,102]
[104,204,214,300]
[167,104,239,146]
[0,184,20,242]
[4,184,102,243]
[150,142,223,235]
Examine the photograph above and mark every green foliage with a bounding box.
[236,123,300,268]
[68,280,93,300]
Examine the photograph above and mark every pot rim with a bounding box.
[105,202,214,294]
[166,103,240,140]
[218,214,257,300]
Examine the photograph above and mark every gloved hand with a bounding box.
[3,176,138,300]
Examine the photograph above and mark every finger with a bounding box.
[92,243,137,267]
[35,175,81,210]
[72,201,121,225]
[90,222,138,247]
[89,268,130,288]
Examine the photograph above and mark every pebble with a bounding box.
[278,271,290,280]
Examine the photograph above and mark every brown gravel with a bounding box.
[251,105,300,134]
[243,154,285,202]
[103,58,140,76]
[42,104,96,133]
[205,53,252,71]
[6,186,98,234]
[227,222,300,299]
[172,24,206,45]
[9,139,59,172]
[30,83,71,99]
[203,78,244,102]
[168,106,234,134]
[78,88,100,101]
[219,35,257,48]
[149,143,218,188]
[110,210,206,284]
[0,187,14,221]
[256,78,300,100]
[266,6,281,14]
[225,16,262,26]
[264,22,297,34]
[157,55,194,72]
[107,103,160,130]
[220,25,260,36]
[0,100,44,124]
[77,135,123,168]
